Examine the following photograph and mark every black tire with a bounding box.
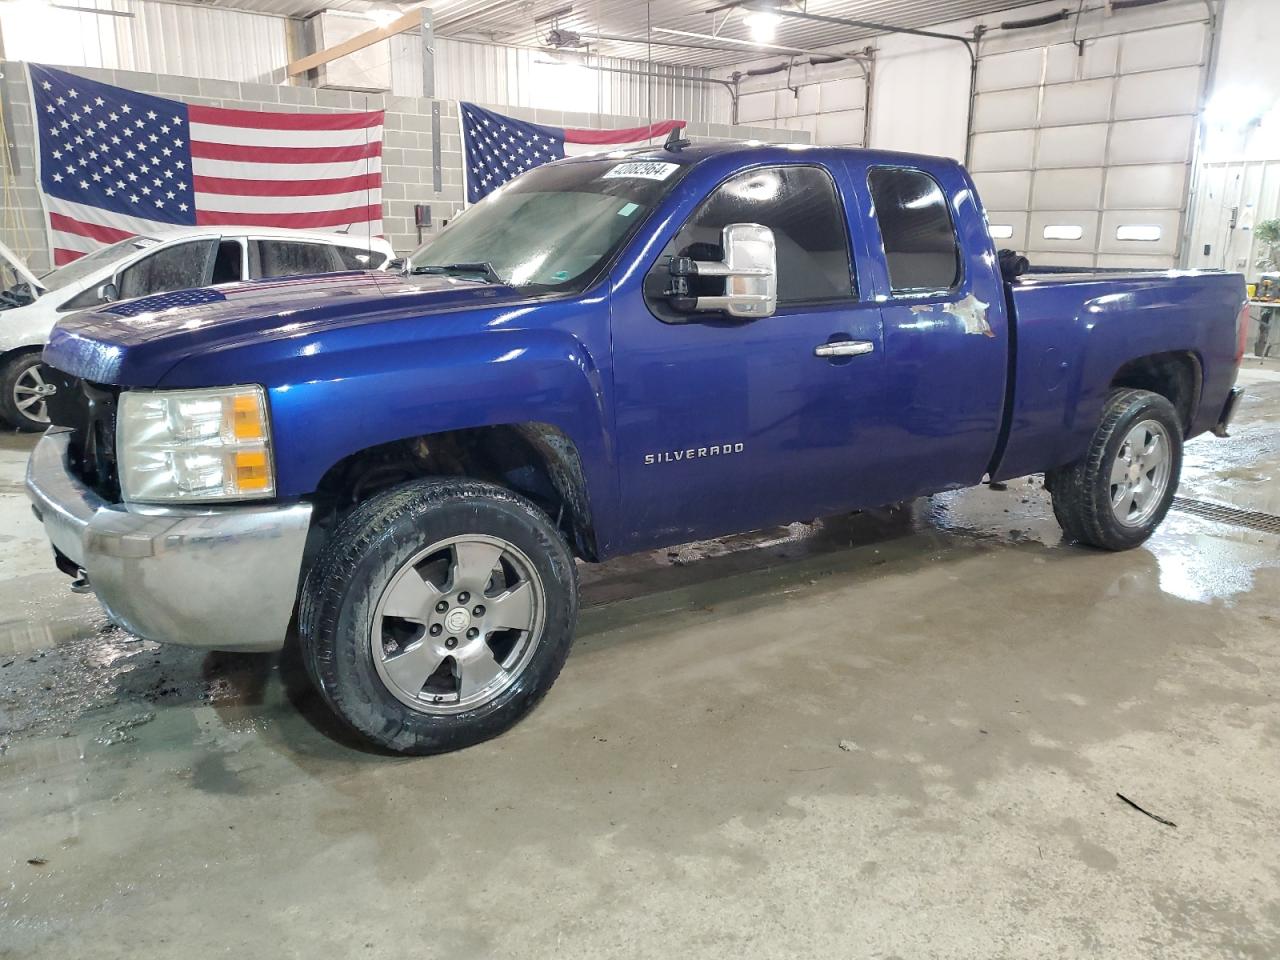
[0,349,54,432]
[1048,388,1183,551]
[298,478,578,755]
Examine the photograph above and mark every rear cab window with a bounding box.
[866,167,962,296]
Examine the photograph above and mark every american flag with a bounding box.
[460,102,684,204]
[30,63,384,266]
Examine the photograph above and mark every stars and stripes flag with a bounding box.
[29,64,384,266]
[460,101,685,204]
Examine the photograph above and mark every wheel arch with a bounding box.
[1107,350,1202,435]
[310,421,600,561]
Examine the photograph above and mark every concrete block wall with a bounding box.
[0,61,807,275]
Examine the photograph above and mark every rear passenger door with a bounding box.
[856,163,1009,495]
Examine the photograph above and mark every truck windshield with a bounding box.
[407,157,688,291]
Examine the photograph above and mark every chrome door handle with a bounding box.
[814,340,874,358]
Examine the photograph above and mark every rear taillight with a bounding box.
[1235,301,1250,365]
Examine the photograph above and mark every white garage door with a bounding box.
[736,61,869,147]
[969,18,1210,270]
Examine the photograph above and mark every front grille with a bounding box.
[44,370,121,501]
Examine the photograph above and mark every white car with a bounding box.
[0,228,396,431]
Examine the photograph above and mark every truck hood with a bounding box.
[43,271,523,385]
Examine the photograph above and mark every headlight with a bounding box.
[117,385,275,503]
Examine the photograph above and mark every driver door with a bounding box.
[610,162,890,552]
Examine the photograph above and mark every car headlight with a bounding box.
[117,385,275,503]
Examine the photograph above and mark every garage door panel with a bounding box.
[1028,210,1100,254]
[972,170,1031,210]
[814,109,863,145]
[1104,164,1188,209]
[773,90,799,119]
[972,21,1202,266]
[796,84,821,116]
[972,87,1040,133]
[819,76,865,112]
[1037,124,1108,168]
[977,47,1044,92]
[1045,35,1119,83]
[1119,21,1206,74]
[1032,250,1097,268]
[1099,209,1181,256]
[1039,78,1113,126]
[983,210,1029,249]
[737,90,773,124]
[969,129,1035,172]
[1108,116,1194,165]
[1032,168,1104,210]
[1114,66,1201,121]
[1096,252,1176,269]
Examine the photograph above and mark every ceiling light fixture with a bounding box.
[743,8,782,42]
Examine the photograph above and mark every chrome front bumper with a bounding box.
[25,429,312,652]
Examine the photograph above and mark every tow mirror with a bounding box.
[97,281,119,304]
[666,223,777,319]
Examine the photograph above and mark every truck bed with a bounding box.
[992,270,1246,482]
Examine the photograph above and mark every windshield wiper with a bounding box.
[410,261,504,284]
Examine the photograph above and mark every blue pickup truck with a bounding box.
[26,142,1246,754]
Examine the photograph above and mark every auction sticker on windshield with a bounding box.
[603,161,680,181]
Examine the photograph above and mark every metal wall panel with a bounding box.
[1187,161,1280,273]
[396,36,730,124]
[0,0,288,83]
[969,15,1209,269]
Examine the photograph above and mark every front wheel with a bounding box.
[0,350,55,432]
[299,478,578,754]
[1048,388,1183,551]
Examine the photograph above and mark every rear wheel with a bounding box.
[1048,388,1182,551]
[0,350,55,432]
[299,478,578,754]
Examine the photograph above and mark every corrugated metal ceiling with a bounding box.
[196,0,1047,68]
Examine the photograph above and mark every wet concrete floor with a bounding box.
[1,360,1278,958]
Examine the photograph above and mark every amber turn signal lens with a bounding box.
[232,394,267,440]
[234,450,271,491]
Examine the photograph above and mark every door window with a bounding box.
[211,239,244,285]
[117,239,217,300]
[645,164,854,316]
[867,167,961,295]
[255,240,341,278]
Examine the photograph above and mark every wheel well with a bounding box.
[1109,351,1201,434]
[312,423,598,561]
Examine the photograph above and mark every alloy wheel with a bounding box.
[1109,419,1172,527]
[13,362,54,425]
[371,535,546,715]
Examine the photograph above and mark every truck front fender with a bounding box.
[256,328,615,526]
